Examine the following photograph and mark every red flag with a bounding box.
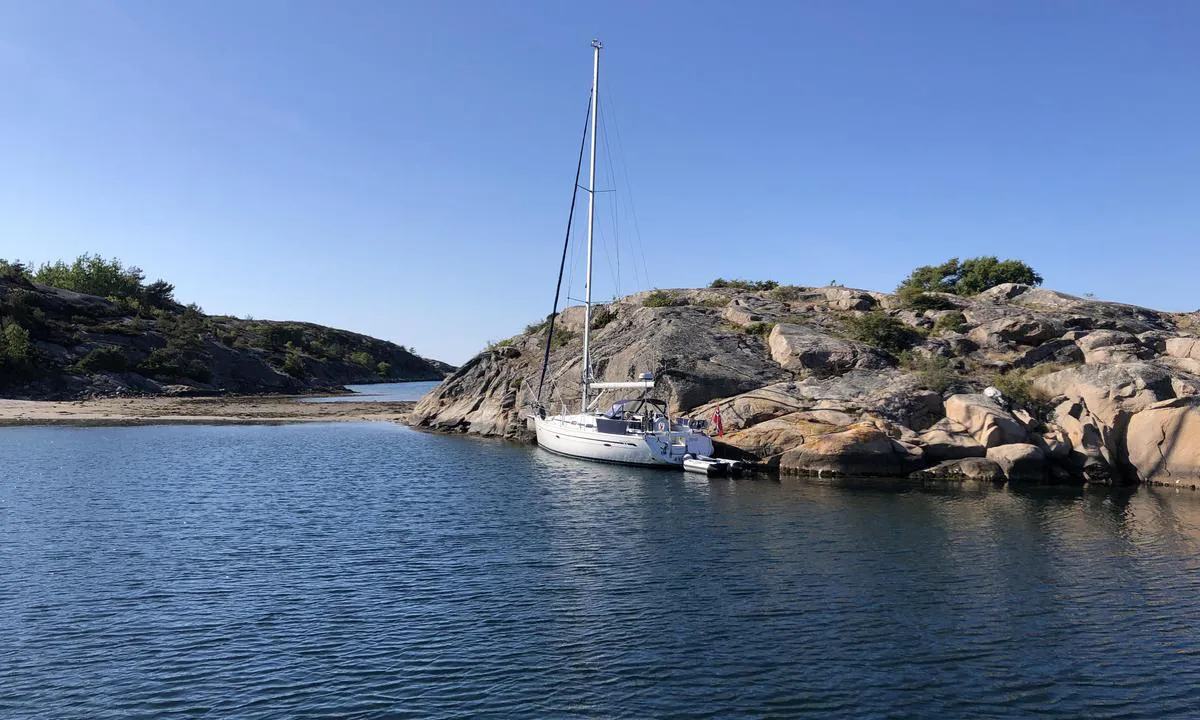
[710,407,724,436]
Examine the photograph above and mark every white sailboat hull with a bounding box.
[535,415,714,467]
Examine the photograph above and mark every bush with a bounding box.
[525,314,554,335]
[550,327,577,348]
[896,285,958,311]
[897,256,1042,297]
[76,345,129,372]
[376,361,392,378]
[931,311,968,335]
[0,320,32,366]
[349,351,374,367]
[590,305,616,330]
[709,278,779,291]
[770,285,802,302]
[282,349,306,378]
[0,259,31,283]
[743,321,776,337]
[696,296,730,308]
[643,290,681,307]
[842,311,924,354]
[899,351,956,393]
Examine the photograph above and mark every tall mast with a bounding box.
[580,39,601,414]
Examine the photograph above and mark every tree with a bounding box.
[897,256,1042,298]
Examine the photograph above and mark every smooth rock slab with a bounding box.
[777,424,923,477]
[986,443,1047,482]
[1126,397,1200,486]
[944,394,1027,448]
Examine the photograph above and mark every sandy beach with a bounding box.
[0,395,416,427]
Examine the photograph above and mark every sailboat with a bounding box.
[530,40,718,469]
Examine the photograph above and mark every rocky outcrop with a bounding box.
[986,443,1046,482]
[411,281,1200,486]
[776,423,924,477]
[943,394,1027,448]
[1125,397,1200,487]
[0,278,449,399]
[768,323,889,373]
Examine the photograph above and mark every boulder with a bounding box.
[776,424,924,477]
[975,283,1031,301]
[1165,337,1200,362]
[1076,330,1148,365]
[917,418,986,460]
[819,287,878,311]
[968,315,1060,348]
[1034,362,1182,429]
[910,457,1006,482]
[1010,339,1083,369]
[986,444,1047,482]
[1033,425,1072,460]
[1034,363,1188,483]
[944,394,1027,448]
[719,413,835,460]
[768,323,890,373]
[1126,397,1200,486]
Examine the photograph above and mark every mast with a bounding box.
[580,38,601,414]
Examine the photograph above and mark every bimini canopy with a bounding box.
[604,397,666,418]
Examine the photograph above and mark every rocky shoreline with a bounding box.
[410,283,1200,488]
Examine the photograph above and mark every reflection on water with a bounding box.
[1,424,1199,718]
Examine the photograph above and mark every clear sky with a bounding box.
[2,1,1197,364]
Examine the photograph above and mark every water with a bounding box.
[303,380,441,403]
[3,424,1200,719]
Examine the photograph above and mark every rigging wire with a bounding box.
[536,96,593,408]
[601,82,652,292]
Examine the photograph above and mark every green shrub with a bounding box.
[696,296,731,308]
[282,349,305,378]
[0,320,32,365]
[990,364,1070,413]
[770,285,802,302]
[899,351,956,393]
[896,285,958,311]
[842,311,924,354]
[590,305,617,330]
[525,314,554,335]
[376,361,392,378]
[897,256,1042,297]
[76,345,129,372]
[136,348,183,378]
[743,321,776,336]
[550,327,577,348]
[931,311,968,335]
[349,351,374,367]
[643,290,681,307]
[709,278,779,291]
[0,259,31,283]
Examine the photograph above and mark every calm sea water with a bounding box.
[303,381,442,403]
[3,423,1200,719]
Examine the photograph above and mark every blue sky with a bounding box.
[2,1,1197,364]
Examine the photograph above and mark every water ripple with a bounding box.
[2,424,1200,718]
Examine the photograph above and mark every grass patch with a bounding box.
[899,351,957,393]
[643,290,682,307]
[697,296,731,308]
[743,321,776,337]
